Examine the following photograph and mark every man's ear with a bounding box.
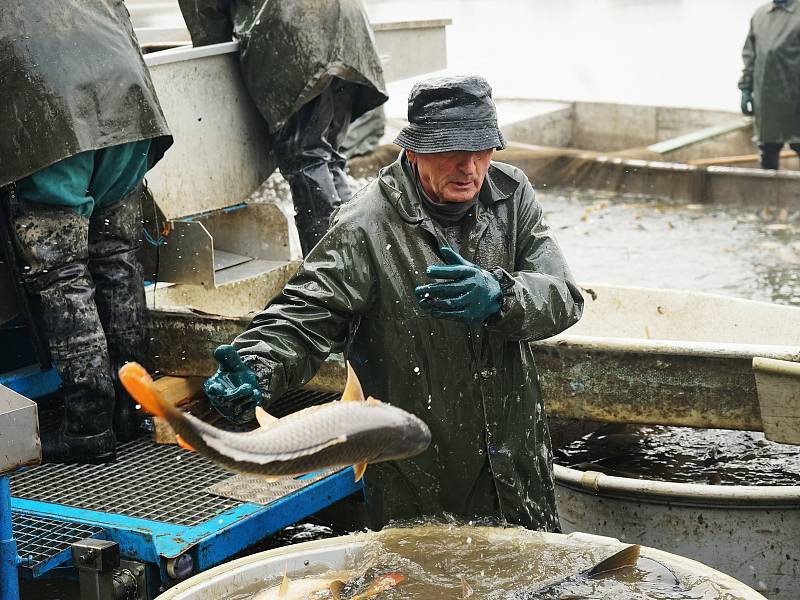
[406,149,417,165]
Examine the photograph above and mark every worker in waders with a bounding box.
[178,0,388,255]
[0,2,173,464]
[739,0,800,170]
[202,76,584,531]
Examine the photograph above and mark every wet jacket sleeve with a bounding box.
[485,180,583,341]
[231,217,378,399]
[177,0,234,46]
[739,19,755,91]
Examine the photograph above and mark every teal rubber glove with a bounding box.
[415,246,503,323]
[741,90,754,116]
[204,345,265,424]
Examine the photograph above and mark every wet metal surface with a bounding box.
[11,438,239,526]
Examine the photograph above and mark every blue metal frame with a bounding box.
[13,469,362,585]
[3,363,365,593]
[0,366,60,399]
[1,476,21,600]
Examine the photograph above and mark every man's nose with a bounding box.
[457,155,478,174]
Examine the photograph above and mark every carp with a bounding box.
[118,362,430,481]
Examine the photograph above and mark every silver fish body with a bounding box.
[168,399,431,477]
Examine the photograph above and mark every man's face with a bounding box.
[407,149,494,203]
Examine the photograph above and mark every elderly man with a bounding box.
[178,0,387,254]
[1,2,172,463]
[204,76,584,530]
[739,0,800,170]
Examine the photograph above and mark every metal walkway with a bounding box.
[8,387,363,595]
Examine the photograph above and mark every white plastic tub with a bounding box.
[156,525,766,599]
[555,464,800,599]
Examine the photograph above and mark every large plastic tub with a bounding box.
[156,525,766,599]
[555,464,800,599]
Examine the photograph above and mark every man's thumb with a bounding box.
[214,345,245,371]
[440,246,470,266]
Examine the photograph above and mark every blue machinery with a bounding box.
[0,368,363,599]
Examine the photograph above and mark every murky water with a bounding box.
[227,525,746,599]
[556,424,800,486]
[539,189,800,305]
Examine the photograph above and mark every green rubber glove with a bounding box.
[415,246,503,324]
[204,345,264,424]
[741,90,754,116]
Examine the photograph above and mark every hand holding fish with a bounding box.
[118,361,431,481]
[204,345,266,424]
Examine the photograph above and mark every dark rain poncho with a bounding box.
[739,0,800,144]
[178,0,387,132]
[232,154,584,530]
[0,1,172,186]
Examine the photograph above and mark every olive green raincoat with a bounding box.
[178,0,388,132]
[0,1,172,187]
[739,0,800,143]
[232,154,584,530]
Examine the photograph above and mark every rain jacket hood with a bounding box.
[739,0,800,143]
[0,1,172,186]
[232,153,584,530]
[179,0,387,132]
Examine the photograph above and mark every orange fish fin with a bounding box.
[353,463,367,482]
[176,435,196,452]
[460,575,474,598]
[329,580,345,600]
[278,564,289,596]
[341,362,365,402]
[118,362,166,418]
[255,405,279,429]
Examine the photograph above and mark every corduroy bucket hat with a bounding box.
[394,75,506,153]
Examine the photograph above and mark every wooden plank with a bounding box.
[152,375,204,406]
[688,149,794,166]
[754,357,800,445]
[647,117,751,155]
[150,375,210,444]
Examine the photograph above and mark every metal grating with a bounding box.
[207,469,342,505]
[14,512,103,574]
[269,388,340,418]
[10,438,240,526]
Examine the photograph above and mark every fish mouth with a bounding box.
[378,416,432,461]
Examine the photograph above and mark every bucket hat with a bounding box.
[394,75,506,153]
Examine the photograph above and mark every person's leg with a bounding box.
[759,142,783,170]
[88,140,151,442]
[325,79,358,203]
[272,83,342,255]
[12,154,116,463]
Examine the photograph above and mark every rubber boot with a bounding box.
[88,186,148,443]
[759,142,782,170]
[7,191,117,464]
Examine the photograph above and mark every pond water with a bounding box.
[539,188,800,306]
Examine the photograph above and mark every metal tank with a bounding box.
[155,525,766,599]
[555,464,800,599]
